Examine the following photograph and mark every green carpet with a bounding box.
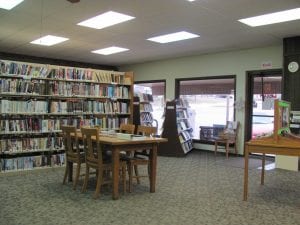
[0,151,299,225]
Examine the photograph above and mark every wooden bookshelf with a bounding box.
[0,59,134,172]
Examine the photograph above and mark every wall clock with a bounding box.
[288,61,299,73]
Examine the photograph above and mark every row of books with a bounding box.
[0,60,49,78]
[1,60,130,85]
[0,100,48,113]
[136,93,153,102]
[176,110,189,120]
[48,67,126,84]
[177,120,191,131]
[0,153,65,171]
[0,119,61,133]
[0,99,130,114]
[140,103,153,112]
[0,79,47,95]
[0,137,63,153]
[140,112,153,122]
[181,140,193,153]
[54,117,129,129]
[178,130,192,143]
[49,82,129,98]
[50,101,129,114]
[0,117,126,132]
[94,117,129,130]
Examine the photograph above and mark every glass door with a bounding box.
[251,76,282,139]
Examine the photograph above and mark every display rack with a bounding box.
[290,111,300,135]
[0,59,133,172]
[158,99,193,157]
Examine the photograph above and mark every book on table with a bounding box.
[116,133,146,140]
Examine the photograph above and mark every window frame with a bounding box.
[175,75,236,141]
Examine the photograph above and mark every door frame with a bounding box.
[244,69,283,143]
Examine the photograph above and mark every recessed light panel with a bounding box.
[92,46,129,55]
[77,11,135,29]
[238,8,300,27]
[147,31,199,43]
[30,35,69,46]
[0,0,24,10]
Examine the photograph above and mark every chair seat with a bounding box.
[214,121,239,158]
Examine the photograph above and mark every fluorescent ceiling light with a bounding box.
[92,46,129,55]
[77,11,135,29]
[30,35,69,46]
[0,0,24,10]
[147,31,199,43]
[238,8,300,27]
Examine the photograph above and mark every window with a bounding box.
[176,76,236,139]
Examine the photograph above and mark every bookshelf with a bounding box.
[158,99,193,157]
[0,59,133,172]
[133,91,154,127]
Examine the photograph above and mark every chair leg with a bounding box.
[134,165,140,184]
[81,166,90,193]
[214,141,218,156]
[122,164,126,194]
[128,162,133,193]
[94,169,103,199]
[63,162,69,185]
[226,141,229,158]
[73,162,81,190]
[234,142,238,155]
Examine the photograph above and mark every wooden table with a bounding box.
[69,134,167,200]
[244,136,300,201]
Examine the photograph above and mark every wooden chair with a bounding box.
[61,125,85,190]
[80,127,127,199]
[128,125,157,192]
[119,123,135,134]
[214,121,239,158]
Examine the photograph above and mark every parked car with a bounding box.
[252,113,274,139]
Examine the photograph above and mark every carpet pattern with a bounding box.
[215,156,274,169]
[0,151,300,225]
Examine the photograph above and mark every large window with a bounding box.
[176,76,236,139]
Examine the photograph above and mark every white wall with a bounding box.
[119,45,283,154]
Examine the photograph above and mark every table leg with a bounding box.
[149,144,158,193]
[112,147,120,200]
[243,145,249,201]
[261,153,265,185]
[68,161,73,182]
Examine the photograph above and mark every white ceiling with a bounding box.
[0,0,300,67]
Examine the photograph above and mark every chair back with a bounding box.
[119,123,135,134]
[61,125,80,157]
[136,125,157,137]
[81,127,103,166]
[223,121,239,140]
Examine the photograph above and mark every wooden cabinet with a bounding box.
[0,59,133,172]
[158,99,193,157]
